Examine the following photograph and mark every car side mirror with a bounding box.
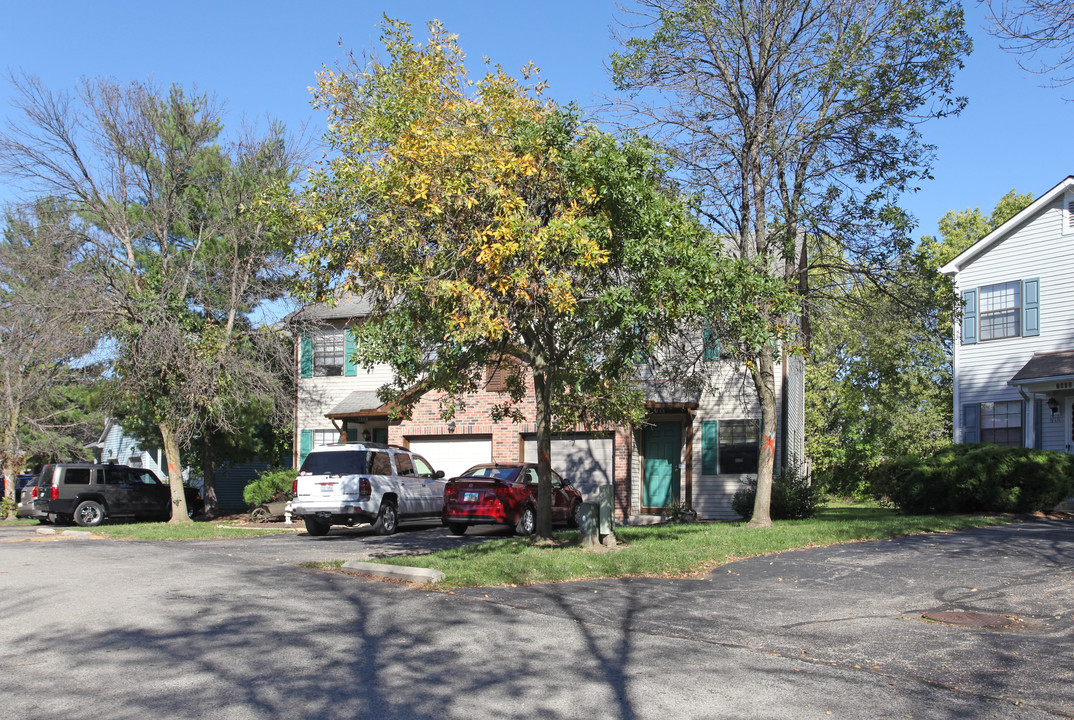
[435,470,445,478]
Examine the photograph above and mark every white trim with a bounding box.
[952,276,961,441]
[939,176,1074,276]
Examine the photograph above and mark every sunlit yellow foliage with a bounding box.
[300,18,610,344]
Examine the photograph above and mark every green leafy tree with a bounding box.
[0,77,302,521]
[0,201,107,515]
[806,190,1034,492]
[294,20,717,539]
[611,0,972,526]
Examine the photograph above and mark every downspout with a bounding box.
[1015,385,1033,448]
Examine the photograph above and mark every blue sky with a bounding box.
[2,0,1069,240]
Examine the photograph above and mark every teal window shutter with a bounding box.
[346,426,358,442]
[344,329,357,377]
[962,404,979,444]
[701,420,719,475]
[299,429,313,467]
[300,336,313,378]
[703,328,720,361]
[960,289,977,344]
[1022,278,1040,337]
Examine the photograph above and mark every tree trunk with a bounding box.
[1,409,20,519]
[159,422,191,523]
[1,457,16,520]
[748,348,779,529]
[532,369,555,540]
[201,433,219,518]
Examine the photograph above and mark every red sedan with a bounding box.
[442,462,583,536]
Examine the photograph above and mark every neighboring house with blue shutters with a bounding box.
[292,297,808,520]
[942,176,1074,452]
[87,419,270,511]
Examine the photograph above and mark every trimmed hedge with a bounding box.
[868,443,1074,514]
[242,468,297,507]
[732,467,825,521]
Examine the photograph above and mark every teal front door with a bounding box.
[643,422,681,509]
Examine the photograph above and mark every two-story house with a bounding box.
[942,176,1074,452]
[293,299,806,521]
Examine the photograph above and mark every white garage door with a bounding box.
[523,434,614,502]
[407,436,492,480]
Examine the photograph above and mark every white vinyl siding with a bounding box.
[688,361,784,520]
[953,191,1074,449]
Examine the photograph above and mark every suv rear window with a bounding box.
[63,468,91,485]
[300,450,371,476]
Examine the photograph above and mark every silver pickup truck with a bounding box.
[291,443,446,537]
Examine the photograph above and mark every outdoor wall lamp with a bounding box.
[447,421,457,433]
[1047,397,1060,416]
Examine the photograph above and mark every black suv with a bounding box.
[37,463,173,527]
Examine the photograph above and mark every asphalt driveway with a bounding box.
[0,518,1070,719]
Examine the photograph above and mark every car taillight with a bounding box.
[359,477,371,498]
[31,486,38,498]
[49,485,58,501]
[445,486,457,502]
[292,479,298,495]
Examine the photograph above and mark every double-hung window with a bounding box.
[961,278,1039,344]
[979,281,1021,341]
[312,331,344,376]
[979,401,1023,447]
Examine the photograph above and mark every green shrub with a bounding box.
[732,467,825,521]
[242,468,297,507]
[868,443,1074,514]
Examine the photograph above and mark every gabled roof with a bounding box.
[939,176,1074,276]
[287,295,374,322]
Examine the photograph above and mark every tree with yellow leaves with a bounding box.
[295,19,718,539]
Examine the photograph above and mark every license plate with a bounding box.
[462,491,479,503]
[319,483,334,493]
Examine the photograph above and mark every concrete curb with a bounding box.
[341,559,445,585]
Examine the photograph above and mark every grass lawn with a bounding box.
[365,503,1020,589]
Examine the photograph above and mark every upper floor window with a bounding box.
[960,278,1039,345]
[979,281,1021,341]
[312,331,344,376]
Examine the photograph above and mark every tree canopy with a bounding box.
[611,0,972,526]
[294,19,718,537]
[806,190,1034,494]
[0,77,303,520]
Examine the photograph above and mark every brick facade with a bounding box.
[387,376,636,519]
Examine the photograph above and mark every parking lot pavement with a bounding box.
[0,517,511,564]
[455,518,1074,718]
[2,517,1071,719]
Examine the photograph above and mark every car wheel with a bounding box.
[251,507,270,523]
[515,505,536,536]
[372,500,398,536]
[448,522,468,536]
[568,500,582,529]
[304,517,331,536]
[73,500,104,527]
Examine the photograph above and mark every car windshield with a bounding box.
[300,450,371,476]
[459,466,520,481]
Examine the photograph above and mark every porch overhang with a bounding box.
[1007,350,1074,394]
[641,380,701,411]
[324,391,391,421]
